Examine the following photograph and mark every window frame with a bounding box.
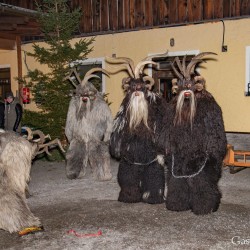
[246,46,250,96]
[70,57,107,93]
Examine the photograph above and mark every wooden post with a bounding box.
[16,35,23,103]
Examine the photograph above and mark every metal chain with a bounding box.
[171,152,208,178]
[123,156,158,166]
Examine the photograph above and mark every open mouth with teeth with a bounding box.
[82,96,89,102]
[184,91,191,98]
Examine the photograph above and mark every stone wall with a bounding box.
[226,133,250,151]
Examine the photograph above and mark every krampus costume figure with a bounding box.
[0,128,64,234]
[106,53,168,204]
[160,53,227,215]
[65,68,113,181]
[0,130,42,233]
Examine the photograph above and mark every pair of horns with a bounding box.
[106,51,168,89]
[65,68,110,88]
[105,51,168,78]
[22,127,65,156]
[171,52,217,81]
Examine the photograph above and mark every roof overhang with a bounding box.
[0,3,41,49]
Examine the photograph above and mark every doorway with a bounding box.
[0,67,11,102]
[152,54,195,102]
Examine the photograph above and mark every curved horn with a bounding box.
[182,55,187,78]
[171,62,184,80]
[22,127,33,140]
[192,52,217,60]
[81,75,101,86]
[106,56,135,72]
[186,59,203,76]
[173,57,185,76]
[84,67,110,78]
[107,63,135,78]
[142,51,168,61]
[81,68,110,86]
[106,56,135,78]
[36,138,65,156]
[134,61,158,78]
[64,68,81,87]
[186,52,217,76]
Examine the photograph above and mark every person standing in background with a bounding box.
[0,101,4,129]
[4,91,23,133]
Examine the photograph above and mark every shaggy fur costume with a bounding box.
[160,54,227,215]
[110,82,167,204]
[0,130,41,233]
[65,76,113,181]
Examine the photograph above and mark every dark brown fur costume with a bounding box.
[110,79,167,204]
[159,53,227,215]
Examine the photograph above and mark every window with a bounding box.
[246,46,250,96]
[0,66,11,101]
[152,50,199,102]
[70,58,107,93]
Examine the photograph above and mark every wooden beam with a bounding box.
[16,36,23,98]
[0,16,29,24]
[0,24,17,31]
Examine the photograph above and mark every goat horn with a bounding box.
[142,51,168,61]
[185,52,217,76]
[107,64,135,78]
[81,68,110,86]
[81,75,100,86]
[30,130,47,144]
[192,52,217,60]
[36,138,65,156]
[174,57,185,76]
[186,59,203,76]
[65,68,81,86]
[171,62,184,80]
[106,56,135,72]
[106,57,135,78]
[84,68,110,78]
[135,61,158,79]
[182,55,187,78]
[22,127,33,140]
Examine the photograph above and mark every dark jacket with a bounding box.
[0,102,4,129]
[4,98,23,132]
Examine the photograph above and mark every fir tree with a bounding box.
[21,0,94,141]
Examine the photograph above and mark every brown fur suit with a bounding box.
[106,52,168,204]
[65,68,113,181]
[0,130,41,233]
[159,53,227,215]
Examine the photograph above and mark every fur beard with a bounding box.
[127,91,149,130]
[76,97,91,120]
[174,90,196,128]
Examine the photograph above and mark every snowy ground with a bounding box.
[0,158,250,250]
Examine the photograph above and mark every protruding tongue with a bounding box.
[82,97,88,102]
[184,91,191,98]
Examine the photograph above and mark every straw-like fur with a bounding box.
[65,82,113,181]
[110,87,167,204]
[160,87,227,215]
[0,130,41,233]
